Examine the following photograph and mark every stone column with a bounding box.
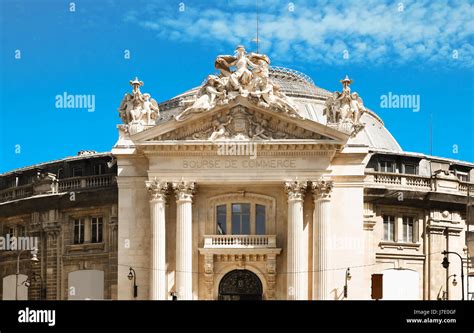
[285,181,308,300]
[145,179,169,300]
[311,179,333,300]
[172,181,195,300]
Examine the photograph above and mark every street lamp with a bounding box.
[441,251,465,300]
[343,268,351,299]
[450,274,458,287]
[15,249,39,300]
[128,267,138,298]
[443,274,458,300]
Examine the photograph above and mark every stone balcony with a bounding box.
[364,171,474,196]
[0,174,116,203]
[199,235,281,257]
[58,174,115,191]
[203,235,277,249]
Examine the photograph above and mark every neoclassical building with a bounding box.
[1,47,473,300]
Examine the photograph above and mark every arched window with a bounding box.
[210,193,275,236]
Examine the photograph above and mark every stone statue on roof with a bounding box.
[118,77,160,134]
[323,75,366,137]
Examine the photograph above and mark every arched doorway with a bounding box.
[218,269,263,300]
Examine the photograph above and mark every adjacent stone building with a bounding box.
[0,152,117,300]
[1,48,473,300]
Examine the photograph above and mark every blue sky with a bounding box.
[0,0,473,173]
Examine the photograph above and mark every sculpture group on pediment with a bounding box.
[188,106,289,141]
[118,77,160,134]
[176,46,301,121]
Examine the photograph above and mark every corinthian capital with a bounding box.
[311,179,333,200]
[284,180,308,200]
[146,178,169,201]
[172,181,196,201]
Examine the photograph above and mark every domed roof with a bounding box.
[158,67,402,152]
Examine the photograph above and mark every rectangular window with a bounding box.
[402,216,415,243]
[17,225,27,237]
[94,163,107,175]
[456,171,469,182]
[91,217,103,243]
[5,227,15,237]
[379,161,395,173]
[74,219,85,244]
[10,177,19,188]
[256,204,266,235]
[72,167,83,177]
[403,164,417,175]
[231,203,250,235]
[383,215,395,241]
[216,205,227,235]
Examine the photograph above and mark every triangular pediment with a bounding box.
[132,98,349,145]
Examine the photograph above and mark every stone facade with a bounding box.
[0,49,473,301]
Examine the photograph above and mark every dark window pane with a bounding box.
[94,164,106,175]
[456,172,469,182]
[241,213,250,234]
[403,219,407,242]
[72,167,83,177]
[18,226,26,237]
[404,164,416,175]
[256,205,266,235]
[74,220,78,244]
[91,218,96,243]
[216,205,227,235]
[98,217,103,242]
[74,219,84,244]
[381,161,395,173]
[408,222,413,243]
[232,215,241,234]
[91,217,103,243]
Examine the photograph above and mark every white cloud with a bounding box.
[128,0,474,67]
